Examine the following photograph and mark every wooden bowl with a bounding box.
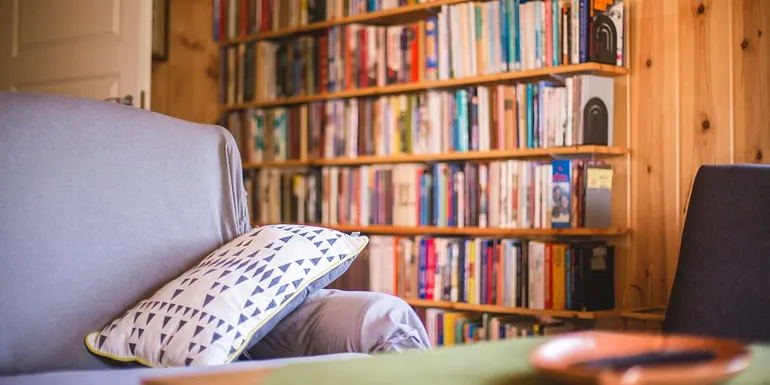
[529,331,752,385]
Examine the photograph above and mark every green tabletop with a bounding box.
[264,337,770,385]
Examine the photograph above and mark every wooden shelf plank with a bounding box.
[219,0,467,45]
[251,222,628,237]
[314,146,629,166]
[404,298,617,320]
[222,63,630,111]
[330,224,628,236]
[241,146,629,168]
[620,307,667,322]
[242,159,311,168]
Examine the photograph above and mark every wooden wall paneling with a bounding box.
[626,0,768,308]
[732,0,770,165]
[628,0,681,307]
[675,0,734,294]
[151,0,220,125]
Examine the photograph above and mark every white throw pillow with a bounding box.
[84,224,368,367]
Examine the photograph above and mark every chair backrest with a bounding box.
[0,93,250,375]
[663,164,770,343]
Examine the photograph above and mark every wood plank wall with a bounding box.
[628,0,769,308]
[150,0,769,309]
[151,0,220,125]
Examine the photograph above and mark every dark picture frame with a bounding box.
[152,0,169,61]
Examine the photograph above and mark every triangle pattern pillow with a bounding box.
[84,224,368,367]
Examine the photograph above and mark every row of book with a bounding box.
[226,103,319,163]
[367,236,615,311]
[424,310,574,346]
[213,0,411,41]
[218,0,626,105]
[245,168,319,225]
[224,74,615,164]
[333,241,583,345]
[243,159,614,229]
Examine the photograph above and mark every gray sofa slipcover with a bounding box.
[0,93,429,384]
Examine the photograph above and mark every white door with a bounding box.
[0,0,153,108]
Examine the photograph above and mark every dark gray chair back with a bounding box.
[664,164,770,342]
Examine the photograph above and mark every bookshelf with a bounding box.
[214,0,630,342]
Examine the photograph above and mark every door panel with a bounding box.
[17,0,120,47]
[13,74,119,100]
[0,0,152,108]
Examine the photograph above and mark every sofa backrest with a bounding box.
[0,93,251,375]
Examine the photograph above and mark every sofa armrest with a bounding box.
[244,289,431,359]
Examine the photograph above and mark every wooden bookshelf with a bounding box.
[404,299,617,320]
[220,0,468,45]
[221,62,629,111]
[221,0,633,337]
[243,145,628,169]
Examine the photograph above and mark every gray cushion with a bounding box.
[0,93,250,375]
[246,289,432,358]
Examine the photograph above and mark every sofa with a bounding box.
[0,92,431,384]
